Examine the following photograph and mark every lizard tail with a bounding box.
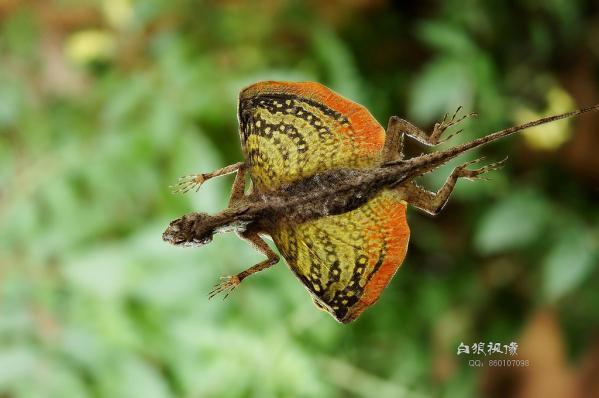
[389,104,599,177]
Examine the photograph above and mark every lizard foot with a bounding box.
[208,275,241,300]
[455,157,508,180]
[170,174,206,194]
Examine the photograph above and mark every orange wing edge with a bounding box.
[342,202,410,323]
[240,81,386,152]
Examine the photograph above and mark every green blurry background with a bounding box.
[1,1,599,397]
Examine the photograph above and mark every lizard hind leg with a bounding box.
[454,156,508,181]
[398,157,507,216]
[382,107,477,163]
[208,230,279,300]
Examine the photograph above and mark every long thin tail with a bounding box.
[393,104,599,175]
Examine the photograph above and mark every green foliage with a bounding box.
[475,190,551,254]
[1,1,598,397]
[543,224,597,302]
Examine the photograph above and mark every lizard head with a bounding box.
[162,212,215,247]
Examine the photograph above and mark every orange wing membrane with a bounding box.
[238,81,386,191]
[271,190,410,323]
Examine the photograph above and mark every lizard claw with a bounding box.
[170,174,206,194]
[208,275,241,300]
[455,156,507,180]
[432,107,477,144]
[439,128,463,144]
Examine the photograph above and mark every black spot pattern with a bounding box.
[239,93,355,187]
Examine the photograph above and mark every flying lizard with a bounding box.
[162,81,598,323]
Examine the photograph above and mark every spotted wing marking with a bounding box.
[238,81,386,191]
[271,190,410,323]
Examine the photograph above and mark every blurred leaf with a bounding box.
[65,30,116,65]
[1,8,38,57]
[62,247,131,300]
[543,227,597,302]
[409,58,473,123]
[103,0,135,29]
[517,86,575,150]
[417,22,477,55]
[110,357,172,398]
[0,348,36,390]
[311,26,364,104]
[475,190,550,254]
[0,78,25,128]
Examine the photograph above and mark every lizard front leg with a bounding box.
[228,162,247,205]
[208,230,280,299]
[382,107,476,163]
[171,161,245,193]
[397,157,506,216]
